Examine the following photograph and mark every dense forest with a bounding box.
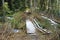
[0,0,60,22]
[0,0,60,40]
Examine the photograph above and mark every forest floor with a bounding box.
[0,11,59,40]
[5,29,56,40]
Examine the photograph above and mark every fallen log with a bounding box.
[32,18,52,34]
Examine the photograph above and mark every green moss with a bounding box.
[9,11,26,29]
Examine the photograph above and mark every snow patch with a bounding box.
[26,19,36,34]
